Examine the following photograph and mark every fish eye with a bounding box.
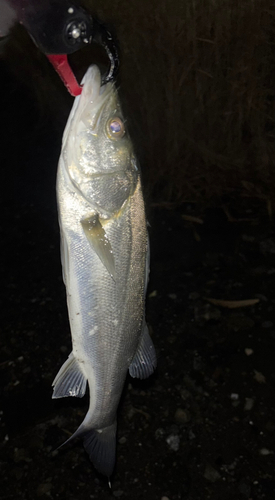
[106,117,125,140]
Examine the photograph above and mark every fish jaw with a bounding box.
[62,65,107,148]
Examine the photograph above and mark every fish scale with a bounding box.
[53,65,156,478]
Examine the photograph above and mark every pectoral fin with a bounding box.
[81,214,115,280]
[52,352,87,399]
[129,322,157,379]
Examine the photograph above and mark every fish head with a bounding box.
[62,65,138,215]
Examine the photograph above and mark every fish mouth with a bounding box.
[81,65,113,109]
[78,65,114,131]
[62,65,113,147]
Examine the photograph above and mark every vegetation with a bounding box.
[5,0,275,207]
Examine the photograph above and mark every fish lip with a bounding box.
[81,65,113,107]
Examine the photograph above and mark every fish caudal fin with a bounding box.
[52,352,87,398]
[59,421,117,478]
[83,422,117,477]
[129,323,157,379]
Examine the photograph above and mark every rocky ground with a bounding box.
[1,62,275,500]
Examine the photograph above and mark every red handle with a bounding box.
[47,54,82,96]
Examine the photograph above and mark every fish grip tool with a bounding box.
[17,0,119,95]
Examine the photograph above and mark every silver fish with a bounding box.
[53,65,156,478]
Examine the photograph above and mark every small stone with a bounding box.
[113,491,124,498]
[161,497,170,500]
[230,393,239,401]
[166,434,180,451]
[265,421,275,432]
[13,467,24,480]
[174,408,191,424]
[188,429,196,440]
[260,239,275,254]
[244,398,254,411]
[168,293,177,300]
[254,370,266,384]
[180,388,191,400]
[262,321,273,329]
[227,315,255,331]
[167,336,177,344]
[244,348,253,356]
[118,436,127,444]
[259,448,273,456]
[14,447,29,463]
[126,406,136,420]
[203,463,221,482]
[251,266,266,275]
[155,428,165,440]
[238,482,251,496]
[242,234,255,242]
[255,294,268,301]
[193,355,203,370]
[36,482,52,496]
[168,424,179,434]
[201,304,221,322]
[149,290,157,298]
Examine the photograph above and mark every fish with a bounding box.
[53,65,157,478]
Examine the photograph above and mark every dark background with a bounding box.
[1,1,275,499]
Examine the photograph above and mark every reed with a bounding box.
[5,0,275,206]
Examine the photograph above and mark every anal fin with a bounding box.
[129,323,157,379]
[52,352,87,399]
[81,214,115,280]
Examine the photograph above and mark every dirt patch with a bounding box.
[1,58,275,500]
[1,183,275,499]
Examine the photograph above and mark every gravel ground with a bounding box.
[1,62,275,500]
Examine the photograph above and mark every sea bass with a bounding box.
[53,65,156,478]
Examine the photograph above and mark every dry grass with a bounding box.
[87,0,275,206]
[5,0,275,206]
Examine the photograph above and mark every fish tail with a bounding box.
[83,422,117,477]
[59,420,117,478]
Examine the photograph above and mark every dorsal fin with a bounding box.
[81,214,116,280]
